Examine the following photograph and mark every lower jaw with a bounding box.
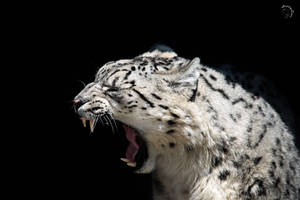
[77,116,150,172]
[118,122,149,171]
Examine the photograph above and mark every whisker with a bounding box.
[110,116,117,135]
[108,113,118,132]
[105,115,115,134]
[102,115,109,126]
[99,115,105,126]
[77,80,86,88]
[64,99,77,112]
[72,104,77,113]
[94,115,99,128]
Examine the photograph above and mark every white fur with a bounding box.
[74,50,300,199]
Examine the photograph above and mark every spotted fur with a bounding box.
[74,48,300,200]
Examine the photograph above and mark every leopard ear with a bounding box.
[142,44,177,59]
[171,57,201,89]
[149,44,174,53]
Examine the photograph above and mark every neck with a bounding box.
[152,145,213,200]
[150,90,234,199]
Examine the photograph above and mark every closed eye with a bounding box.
[104,88,123,103]
[106,87,119,92]
[103,84,120,92]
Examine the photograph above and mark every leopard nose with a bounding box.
[73,98,87,112]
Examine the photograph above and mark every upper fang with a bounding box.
[90,119,95,132]
[81,118,87,127]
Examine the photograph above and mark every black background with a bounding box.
[11,1,299,199]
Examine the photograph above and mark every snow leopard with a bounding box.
[73,46,300,200]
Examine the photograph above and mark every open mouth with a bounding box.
[78,116,148,171]
[120,124,148,169]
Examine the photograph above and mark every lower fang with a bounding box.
[120,158,130,163]
[127,162,136,167]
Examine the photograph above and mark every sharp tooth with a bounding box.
[81,118,87,127]
[89,120,95,132]
[120,158,130,163]
[127,162,136,167]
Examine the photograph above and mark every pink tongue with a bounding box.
[123,125,139,163]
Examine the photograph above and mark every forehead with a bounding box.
[95,56,183,83]
[95,57,149,83]
[95,59,132,81]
